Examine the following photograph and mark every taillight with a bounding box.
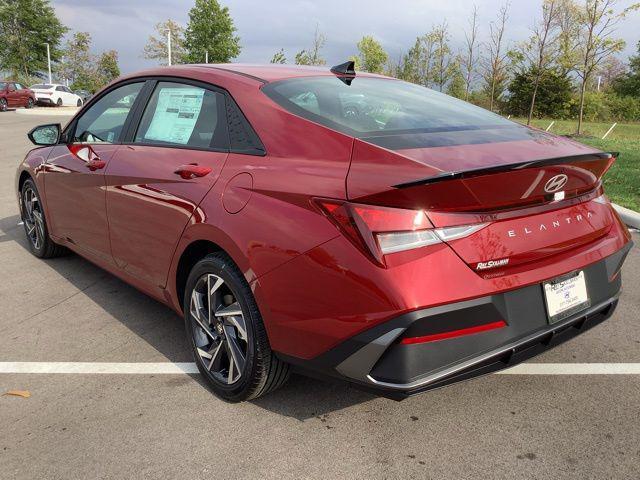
[314,199,487,265]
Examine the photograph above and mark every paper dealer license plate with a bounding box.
[543,271,590,323]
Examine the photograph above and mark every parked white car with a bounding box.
[30,84,84,107]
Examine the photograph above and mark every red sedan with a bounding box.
[16,63,632,401]
[1,81,36,111]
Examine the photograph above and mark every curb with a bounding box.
[613,203,640,230]
[15,107,79,116]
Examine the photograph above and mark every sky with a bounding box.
[52,0,640,74]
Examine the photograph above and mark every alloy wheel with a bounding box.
[0,99,7,112]
[22,185,45,251]
[189,273,248,385]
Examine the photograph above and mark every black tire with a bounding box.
[20,178,67,258]
[56,98,62,107]
[183,252,289,402]
[76,99,82,107]
[0,98,7,112]
[26,98,34,109]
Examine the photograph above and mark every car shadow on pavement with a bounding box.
[2,214,376,417]
[250,374,377,420]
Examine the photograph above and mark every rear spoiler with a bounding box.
[393,152,616,189]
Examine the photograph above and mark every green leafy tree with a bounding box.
[446,58,467,98]
[294,26,326,66]
[183,0,241,64]
[143,19,185,66]
[506,67,573,117]
[0,0,67,79]
[431,22,453,91]
[351,35,388,73]
[56,32,93,89]
[574,0,638,134]
[270,49,286,64]
[95,50,120,88]
[612,41,640,97]
[397,32,436,86]
[521,0,562,124]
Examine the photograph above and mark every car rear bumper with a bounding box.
[36,97,54,105]
[280,241,632,399]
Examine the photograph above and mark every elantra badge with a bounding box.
[544,174,568,193]
[476,258,510,270]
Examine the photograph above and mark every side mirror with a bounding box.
[28,123,61,146]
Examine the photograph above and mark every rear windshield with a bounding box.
[262,76,516,137]
[31,84,52,89]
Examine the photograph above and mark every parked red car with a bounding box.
[16,63,632,401]
[0,81,36,111]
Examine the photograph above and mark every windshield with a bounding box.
[31,84,53,89]
[262,76,515,137]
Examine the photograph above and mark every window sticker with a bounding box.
[144,87,205,145]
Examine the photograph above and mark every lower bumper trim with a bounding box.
[368,295,619,394]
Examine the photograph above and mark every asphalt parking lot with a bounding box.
[1,110,639,480]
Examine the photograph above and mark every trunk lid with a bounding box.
[347,128,617,272]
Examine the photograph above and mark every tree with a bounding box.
[431,22,453,91]
[96,50,120,87]
[522,0,562,125]
[593,56,626,90]
[352,36,388,73]
[574,0,637,134]
[143,20,185,66]
[462,6,480,100]
[482,2,510,111]
[56,32,93,89]
[0,0,67,80]
[294,25,326,66]
[556,0,582,75]
[398,31,437,86]
[612,41,640,96]
[183,0,241,64]
[446,58,467,98]
[270,49,286,64]
[507,67,573,117]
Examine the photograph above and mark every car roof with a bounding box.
[118,63,391,85]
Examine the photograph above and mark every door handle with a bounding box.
[174,164,212,179]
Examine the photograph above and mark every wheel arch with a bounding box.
[174,239,224,313]
[170,223,251,315]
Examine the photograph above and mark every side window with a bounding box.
[74,82,143,144]
[134,82,226,149]
[15,83,23,90]
[8,83,16,91]
[56,86,64,92]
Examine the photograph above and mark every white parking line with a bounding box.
[496,363,640,375]
[0,362,199,374]
[0,362,640,375]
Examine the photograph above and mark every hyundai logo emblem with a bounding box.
[544,174,568,193]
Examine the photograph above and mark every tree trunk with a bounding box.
[489,78,496,112]
[527,74,541,126]
[577,78,587,135]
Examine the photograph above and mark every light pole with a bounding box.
[167,29,172,66]
[45,43,52,83]
[205,51,208,64]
